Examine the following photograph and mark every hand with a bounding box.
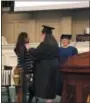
[25,43,30,50]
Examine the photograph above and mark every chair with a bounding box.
[1,65,12,103]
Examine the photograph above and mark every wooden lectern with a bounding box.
[60,52,90,103]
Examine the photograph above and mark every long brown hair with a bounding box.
[14,32,28,53]
[44,34,58,47]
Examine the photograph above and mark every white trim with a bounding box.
[14,1,89,11]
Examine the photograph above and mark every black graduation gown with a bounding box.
[31,42,59,99]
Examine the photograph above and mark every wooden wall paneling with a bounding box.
[2,12,34,43]
[14,19,36,43]
[35,19,60,42]
[29,19,37,43]
[48,19,61,42]
[72,14,77,41]
[73,18,89,35]
[2,22,15,43]
[72,9,89,40]
[2,13,32,22]
[2,20,5,36]
[52,20,61,42]
[35,11,62,42]
[60,15,72,34]
[35,19,41,42]
[2,9,89,43]
[35,21,62,42]
[36,17,72,42]
[14,20,31,43]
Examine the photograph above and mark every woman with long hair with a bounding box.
[14,32,34,103]
[30,25,59,103]
[14,32,32,73]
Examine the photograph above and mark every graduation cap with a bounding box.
[60,34,72,40]
[42,25,55,34]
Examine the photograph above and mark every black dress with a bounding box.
[30,42,59,99]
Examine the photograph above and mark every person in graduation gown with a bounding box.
[57,34,78,96]
[30,25,59,103]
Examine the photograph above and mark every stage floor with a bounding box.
[1,87,61,103]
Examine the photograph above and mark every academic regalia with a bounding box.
[57,34,78,96]
[59,34,78,64]
[30,25,59,99]
[60,34,72,40]
[59,46,78,64]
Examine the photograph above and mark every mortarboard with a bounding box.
[60,34,72,40]
[42,25,55,34]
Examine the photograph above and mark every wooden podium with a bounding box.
[60,52,90,103]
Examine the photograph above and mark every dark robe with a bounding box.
[59,46,78,64]
[57,46,78,96]
[30,42,59,99]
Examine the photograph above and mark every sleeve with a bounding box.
[29,48,36,55]
[57,48,61,62]
[29,43,44,60]
[28,48,36,60]
[72,47,78,55]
